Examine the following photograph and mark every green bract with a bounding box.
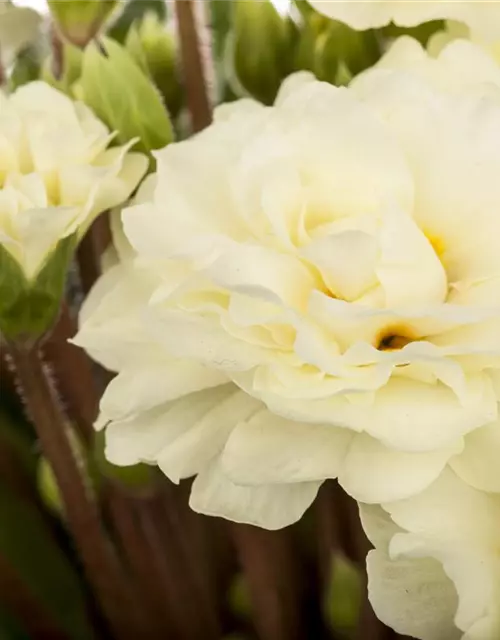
[0,234,76,342]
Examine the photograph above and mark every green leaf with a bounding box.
[0,482,94,640]
[48,0,119,48]
[324,553,363,638]
[80,37,173,154]
[107,0,166,44]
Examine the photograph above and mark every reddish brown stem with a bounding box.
[8,344,142,639]
[42,303,98,444]
[174,0,212,132]
[77,216,112,296]
[231,523,307,640]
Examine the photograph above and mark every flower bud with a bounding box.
[232,0,293,104]
[126,13,183,119]
[48,0,118,48]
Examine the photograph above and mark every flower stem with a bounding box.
[174,0,212,132]
[8,343,143,639]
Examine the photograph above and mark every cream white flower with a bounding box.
[352,35,500,95]
[361,469,500,639]
[309,0,500,42]
[0,81,147,279]
[77,69,500,528]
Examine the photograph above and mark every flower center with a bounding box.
[376,326,417,351]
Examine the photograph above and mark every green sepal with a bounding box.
[79,37,174,155]
[0,234,77,342]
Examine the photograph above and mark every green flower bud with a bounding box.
[324,553,363,637]
[48,0,119,48]
[126,13,183,119]
[314,21,380,85]
[232,0,293,104]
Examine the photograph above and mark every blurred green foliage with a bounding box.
[324,553,363,638]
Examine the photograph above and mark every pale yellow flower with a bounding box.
[77,70,500,528]
[0,81,147,279]
[361,469,500,639]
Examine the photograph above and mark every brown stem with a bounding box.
[231,523,306,640]
[104,486,175,637]
[42,303,98,444]
[8,344,142,639]
[174,0,212,132]
[77,215,112,297]
[138,485,222,640]
[50,25,64,81]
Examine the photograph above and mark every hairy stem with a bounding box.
[174,0,212,132]
[8,344,142,639]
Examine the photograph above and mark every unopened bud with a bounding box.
[126,13,183,119]
[48,0,119,48]
[232,0,293,104]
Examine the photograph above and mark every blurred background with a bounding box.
[0,1,439,637]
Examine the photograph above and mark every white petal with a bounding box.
[366,549,460,640]
[97,361,228,425]
[260,376,497,452]
[220,409,353,485]
[450,420,500,493]
[190,461,321,530]
[104,384,234,466]
[157,390,261,483]
[339,432,462,504]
